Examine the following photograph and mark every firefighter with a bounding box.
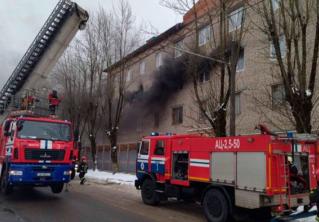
[48,90,61,115]
[78,156,88,185]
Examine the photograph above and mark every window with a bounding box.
[270,35,286,59]
[199,72,210,83]
[235,93,241,115]
[198,25,211,46]
[236,49,245,72]
[172,106,183,125]
[154,140,165,155]
[175,40,184,58]
[17,120,71,141]
[272,0,280,11]
[156,53,163,68]
[126,69,132,82]
[140,140,149,155]
[272,84,286,107]
[229,7,244,32]
[154,112,160,128]
[140,61,145,75]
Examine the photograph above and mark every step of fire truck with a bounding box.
[271,210,317,221]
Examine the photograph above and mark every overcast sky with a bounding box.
[0,0,182,88]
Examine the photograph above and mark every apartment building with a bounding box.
[101,0,319,150]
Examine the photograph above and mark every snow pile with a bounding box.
[291,206,316,222]
[86,170,137,185]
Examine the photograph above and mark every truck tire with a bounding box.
[50,183,64,194]
[141,178,160,205]
[0,169,13,195]
[203,189,229,222]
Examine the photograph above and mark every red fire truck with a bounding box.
[135,130,319,222]
[0,110,77,194]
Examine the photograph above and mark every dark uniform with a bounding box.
[78,158,88,185]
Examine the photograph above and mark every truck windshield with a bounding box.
[17,120,71,141]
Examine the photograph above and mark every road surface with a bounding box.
[0,180,205,222]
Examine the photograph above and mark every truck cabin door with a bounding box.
[137,140,150,173]
[151,140,166,175]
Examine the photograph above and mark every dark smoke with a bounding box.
[126,57,188,112]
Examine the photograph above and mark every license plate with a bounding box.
[37,172,51,177]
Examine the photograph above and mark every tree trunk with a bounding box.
[89,136,97,171]
[110,133,119,173]
[215,110,227,137]
[290,97,312,133]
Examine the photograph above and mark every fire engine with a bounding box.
[135,128,319,222]
[0,110,77,194]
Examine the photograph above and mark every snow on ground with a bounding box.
[86,170,136,185]
[289,206,316,222]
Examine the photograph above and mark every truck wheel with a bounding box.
[50,183,64,194]
[141,179,160,205]
[203,189,229,222]
[0,169,13,195]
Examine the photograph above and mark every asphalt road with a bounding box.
[0,180,205,222]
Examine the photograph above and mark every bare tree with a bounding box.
[161,0,246,136]
[102,0,142,172]
[248,0,319,133]
[54,45,90,155]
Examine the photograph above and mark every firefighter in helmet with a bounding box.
[48,90,61,115]
[78,156,88,185]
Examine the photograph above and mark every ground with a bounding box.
[0,170,314,222]
[0,179,205,222]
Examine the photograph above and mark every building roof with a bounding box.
[183,0,217,24]
[104,23,184,73]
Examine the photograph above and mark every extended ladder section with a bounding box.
[0,0,89,114]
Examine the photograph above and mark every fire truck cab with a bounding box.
[135,132,318,222]
[0,111,76,194]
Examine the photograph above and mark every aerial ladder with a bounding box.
[0,0,89,119]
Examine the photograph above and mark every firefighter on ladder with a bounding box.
[48,90,61,115]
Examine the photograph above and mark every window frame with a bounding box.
[199,71,210,83]
[271,0,280,11]
[228,7,244,32]
[139,61,146,75]
[271,84,286,108]
[139,140,150,155]
[236,49,245,72]
[126,69,132,82]
[175,40,184,58]
[155,53,163,68]
[172,106,183,125]
[270,35,286,60]
[154,140,165,156]
[198,25,211,46]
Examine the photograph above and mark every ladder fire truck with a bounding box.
[0,0,88,183]
[135,128,319,222]
[0,110,77,194]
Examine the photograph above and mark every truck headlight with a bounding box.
[63,170,72,176]
[9,170,23,176]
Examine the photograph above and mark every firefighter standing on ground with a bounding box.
[78,156,88,185]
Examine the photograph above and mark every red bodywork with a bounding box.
[137,133,318,210]
[0,114,76,165]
